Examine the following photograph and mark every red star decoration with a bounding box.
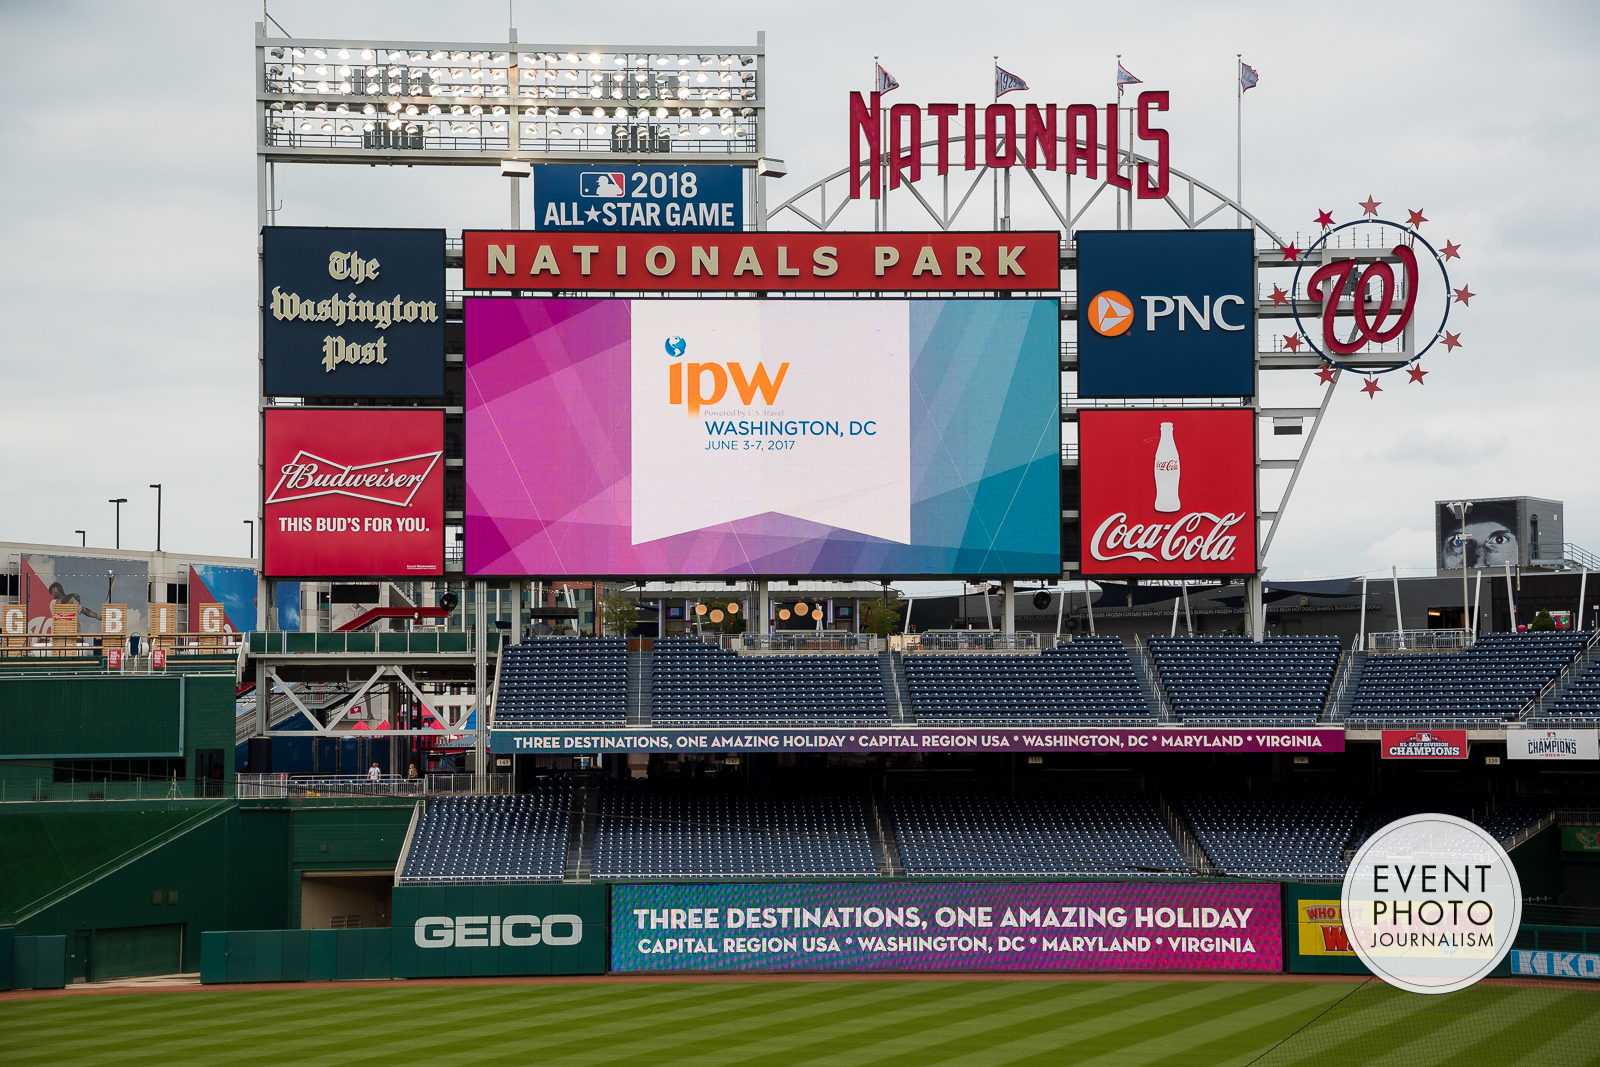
[1407,364,1428,384]
[1316,364,1337,385]
[1270,284,1289,306]
[1453,284,1474,305]
[1440,241,1461,260]
[1283,333,1304,352]
[1442,331,1463,351]
[1406,208,1427,228]
[1359,195,1381,216]
[1361,377,1383,398]
[1280,242,1300,262]
[1314,209,1335,228]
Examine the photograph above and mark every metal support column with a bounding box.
[1003,579,1015,635]
[254,658,268,736]
[473,578,487,790]
[757,579,770,636]
[1245,575,1264,642]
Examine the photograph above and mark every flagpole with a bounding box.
[1236,54,1243,229]
[875,56,882,232]
[993,56,999,230]
[1115,55,1122,231]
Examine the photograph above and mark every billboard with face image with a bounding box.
[1436,498,1519,570]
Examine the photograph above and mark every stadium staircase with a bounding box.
[878,651,914,725]
[1156,794,1219,876]
[562,784,598,883]
[627,649,653,726]
[868,786,906,877]
[1524,630,1600,724]
[1127,639,1173,723]
[1322,649,1367,723]
[234,681,358,746]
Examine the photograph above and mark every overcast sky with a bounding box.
[2,0,1595,587]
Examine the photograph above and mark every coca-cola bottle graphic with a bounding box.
[1154,422,1181,513]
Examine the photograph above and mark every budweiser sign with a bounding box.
[266,449,441,507]
[1080,409,1256,576]
[263,409,444,578]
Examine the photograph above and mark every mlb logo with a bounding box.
[580,172,626,197]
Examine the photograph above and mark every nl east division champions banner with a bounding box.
[263,408,445,578]
[1079,409,1257,576]
[464,298,1061,577]
[612,883,1282,973]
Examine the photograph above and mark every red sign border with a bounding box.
[1078,407,1259,578]
[1380,729,1470,760]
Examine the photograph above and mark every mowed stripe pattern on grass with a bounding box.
[1,979,1597,1067]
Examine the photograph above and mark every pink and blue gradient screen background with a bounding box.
[463,297,1060,576]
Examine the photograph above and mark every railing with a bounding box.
[901,631,1042,653]
[1367,629,1475,653]
[1522,629,1600,720]
[1,632,243,660]
[1514,924,1600,952]
[1321,649,1363,723]
[735,632,881,653]
[1157,795,1218,877]
[0,777,227,803]
[237,773,511,798]
[247,630,502,655]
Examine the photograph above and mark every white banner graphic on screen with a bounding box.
[630,301,910,546]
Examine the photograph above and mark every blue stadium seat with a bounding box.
[1346,631,1592,727]
[1146,635,1339,726]
[1533,642,1600,724]
[397,789,573,884]
[650,638,889,727]
[492,637,627,726]
[892,794,1186,876]
[1180,796,1361,879]
[592,780,877,879]
[903,637,1152,725]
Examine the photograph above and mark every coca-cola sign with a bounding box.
[263,409,444,578]
[1080,409,1256,576]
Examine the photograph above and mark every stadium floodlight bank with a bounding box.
[254,27,766,169]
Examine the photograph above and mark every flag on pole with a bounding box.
[875,63,899,95]
[1116,61,1142,97]
[1240,61,1259,92]
[995,65,1028,97]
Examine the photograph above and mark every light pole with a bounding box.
[75,530,86,547]
[149,484,162,551]
[1449,501,1472,635]
[109,499,127,549]
[244,520,254,559]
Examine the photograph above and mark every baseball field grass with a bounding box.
[3,977,1598,1066]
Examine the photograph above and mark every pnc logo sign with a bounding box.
[664,336,789,416]
[1086,291,1133,336]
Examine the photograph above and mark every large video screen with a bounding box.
[611,883,1282,972]
[464,298,1060,576]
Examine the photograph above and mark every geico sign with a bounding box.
[413,914,584,948]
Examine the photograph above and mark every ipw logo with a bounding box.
[664,335,788,415]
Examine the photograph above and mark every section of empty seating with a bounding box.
[1347,631,1593,726]
[1476,798,1557,843]
[1147,635,1341,725]
[398,790,573,884]
[1536,646,1600,723]
[494,638,627,725]
[1348,797,1478,851]
[904,637,1152,724]
[892,794,1187,876]
[651,638,888,725]
[592,781,877,878]
[1181,797,1362,878]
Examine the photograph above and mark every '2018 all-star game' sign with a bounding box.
[1079,409,1256,577]
[263,227,445,397]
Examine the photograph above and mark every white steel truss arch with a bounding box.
[766,137,1285,248]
